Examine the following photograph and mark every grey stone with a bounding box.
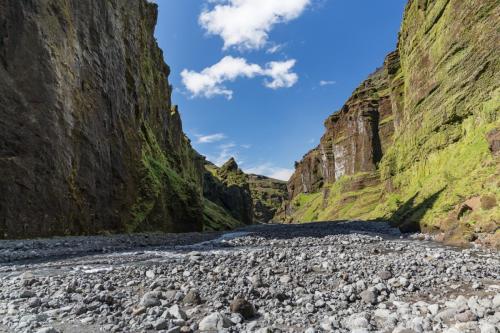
[198,313,232,331]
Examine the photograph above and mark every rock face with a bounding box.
[0,0,205,238]
[248,174,287,223]
[203,159,254,230]
[288,65,394,200]
[284,0,499,243]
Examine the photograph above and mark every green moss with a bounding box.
[379,114,395,126]
[203,198,244,231]
[129,123,202,233]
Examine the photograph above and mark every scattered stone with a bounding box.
[19,290,36,298]
[0,222,498,333]
[145,270,155,279]
[169,304,188,320]
[230,297,255,319]
[198,312,232,331]
[360,289,378,305]
[154,318,169,330]
[378,270,392,280]
[140,291,161,308]
[182,289,202,305]
[36,328,60,333]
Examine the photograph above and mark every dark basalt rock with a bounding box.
[0,0,204,238]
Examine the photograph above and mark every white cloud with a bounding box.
[263,60,298,89]
[244,163,294,181]
[266,43,285,54]
[208,142,241,166]
[196,133,227,143]
[199,0,311,50]
[181,56,298,99]
[319,80,336,86]
[241,144,252,149]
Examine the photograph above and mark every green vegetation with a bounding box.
[130,123,202,233]
[202,199,244,231]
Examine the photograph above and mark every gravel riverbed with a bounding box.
[0,221,498,333]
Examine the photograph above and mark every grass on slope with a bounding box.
[203,198,244,231]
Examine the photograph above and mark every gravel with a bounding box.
[0,221,498,332]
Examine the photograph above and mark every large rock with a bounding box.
[198,312,232,331]
[0,0,204,238]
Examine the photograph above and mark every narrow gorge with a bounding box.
[0,1,499,333]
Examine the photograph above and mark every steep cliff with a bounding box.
[202,159,253,230]
[284,0,499,245]
[0,0,205,238]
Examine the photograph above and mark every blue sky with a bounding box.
[154,0,407,180]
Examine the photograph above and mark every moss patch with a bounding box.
[202,198,244,231]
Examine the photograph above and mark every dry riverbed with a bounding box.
[0,222,498,333]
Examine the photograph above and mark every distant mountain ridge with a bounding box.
[203,158,287,231]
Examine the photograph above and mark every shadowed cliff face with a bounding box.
[202,159,288,229]
[285,0,499,245]
[203,159,254,229]
[0,0,204,238]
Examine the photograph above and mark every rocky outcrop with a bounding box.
[203,159,287,228]
[285,0,499,244]
[248,174,287,223]
[203,159,254,229]
[288,65,394,200]
[0,0,205,238]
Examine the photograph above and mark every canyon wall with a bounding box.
[0,0,206,238]
[284,0,499,245]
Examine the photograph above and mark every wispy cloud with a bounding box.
[244,163,294,181]
[195,133,227,143]
[319,80,336,86]
[266,43,285,54]
[207,142,241,166]
[199,0,311,51]
[181,56,298,99]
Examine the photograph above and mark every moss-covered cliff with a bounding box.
[284,0,499,246]
[202,159,253,231]
[0,0,205,238]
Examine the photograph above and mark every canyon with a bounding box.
[0,1,498,241]
[0,1,498,332]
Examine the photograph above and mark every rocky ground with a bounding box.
[0,221,498,333]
